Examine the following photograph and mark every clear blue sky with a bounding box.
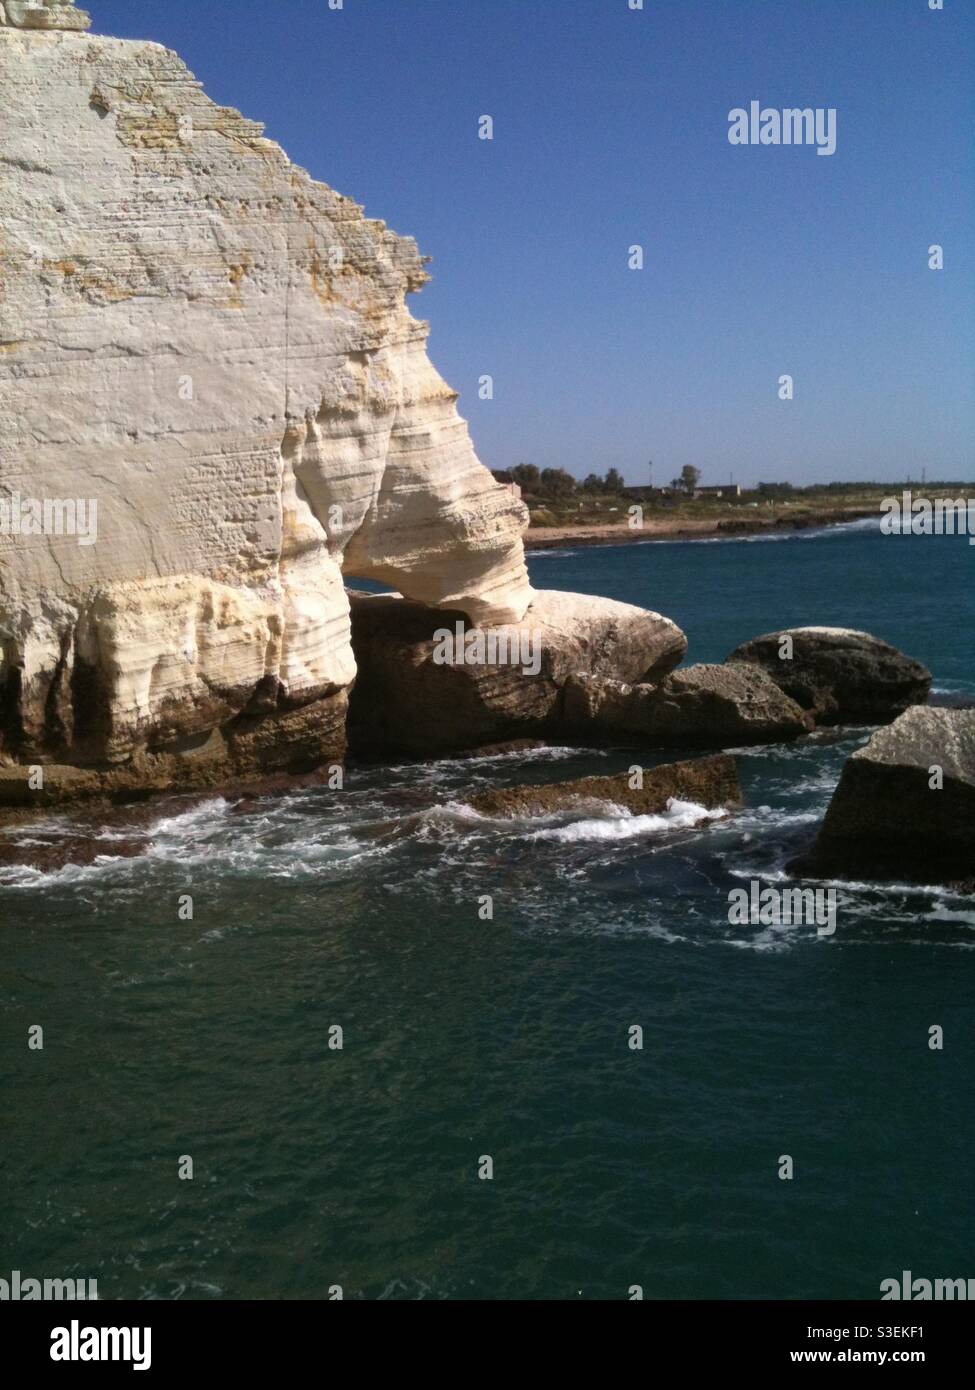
[90,0,973,486]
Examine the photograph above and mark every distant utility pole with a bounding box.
[648,459,653,490]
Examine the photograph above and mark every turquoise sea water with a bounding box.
[1,519,973,1300]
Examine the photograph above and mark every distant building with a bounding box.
[693,484,742,499]
[500,481,522,501]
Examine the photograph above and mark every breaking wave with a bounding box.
[527,798,728,842]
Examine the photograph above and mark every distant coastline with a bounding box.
[526,505,879,550]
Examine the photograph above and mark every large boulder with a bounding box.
[562,663,810,745]
[0,13,529,785]
[466,753,741,821]
[790,706,975,889]
[348,588,687,755]
[726,628,931,725]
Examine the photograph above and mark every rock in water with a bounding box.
[0,10,532,779]
[562,663,810,745]
[790,707,975,889]
[726,628,931,725]
[347,589,687,755]
[465,753,742,821]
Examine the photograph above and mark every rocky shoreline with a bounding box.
[4,613,972,895]
[1,9,971,894]
[524,507,878,550]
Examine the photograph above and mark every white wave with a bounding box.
[149,798,229,837]
[921,904,975,926]
[385,745,602,778]
[729,807,823,832]
[821,515,885,533]
[415,796,629,837]
[726,924,805,953]
[528,798,728,843]
[0,852,141,891]
[439,800,500,822]
[724,729,866,758]
[728,861,975,900]
[0,814,81,841]
[693,531,798,545]
[452,744,603,764]
[806,875,973,898]
[654,515,885,547]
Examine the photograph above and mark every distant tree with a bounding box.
[670,477,682,492]
[511,463,541,490]
[603,467,625,494]
[539,467,577,499]
[680,465,701,493]
[492,469,513,484]
[581,473,604,494]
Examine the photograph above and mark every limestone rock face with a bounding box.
[563,663,810,745]
[791,706,975,888]
[726,628,931,725]
[0,2,91,31]
[348,589,687,755]
[561,673,639,733]
[0,18,530,771]
[0,695,349,810]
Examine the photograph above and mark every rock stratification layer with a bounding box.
[0,15,530,773]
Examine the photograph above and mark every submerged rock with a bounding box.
[726,628,931,725]
[465,752,741,820]
[790,706,975,889]
[562,663,810,745]
[348,589,686,755]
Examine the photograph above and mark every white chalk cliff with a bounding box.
[0,1,534,764]
[0,3,684,786]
